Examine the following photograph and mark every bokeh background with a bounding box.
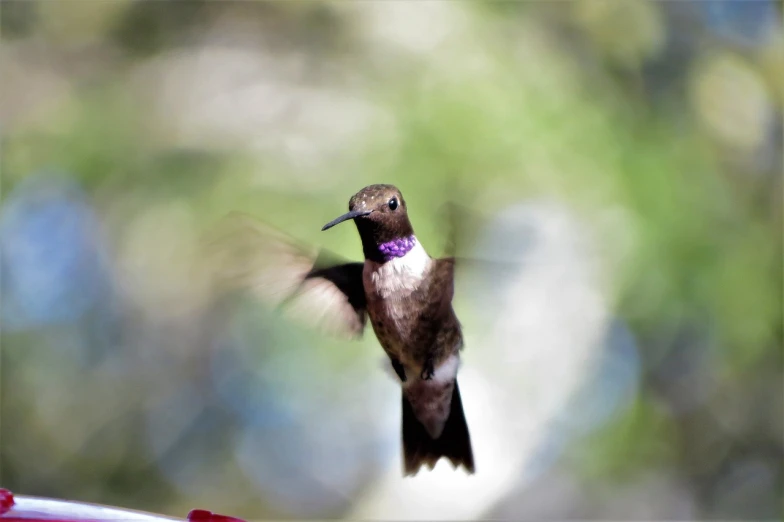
[1,1,782,520]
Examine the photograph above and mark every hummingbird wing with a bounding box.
[432,256,457,315]
[433,200,521,323]
[438,200,481,260]
[205,212,367,339]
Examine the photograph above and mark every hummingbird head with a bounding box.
[322,184,416,262]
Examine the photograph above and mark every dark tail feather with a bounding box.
[402,379,475,476]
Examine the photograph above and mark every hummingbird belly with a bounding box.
[363,254,460,375]
[367,298,420,367]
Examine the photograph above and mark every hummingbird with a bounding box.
[209,184,474,476]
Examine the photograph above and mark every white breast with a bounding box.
[363,239,431,299]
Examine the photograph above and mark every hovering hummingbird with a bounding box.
[210,184,474,475]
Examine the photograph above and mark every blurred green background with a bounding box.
[1,1,781,520]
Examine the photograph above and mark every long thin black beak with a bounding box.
[321,209,373,231]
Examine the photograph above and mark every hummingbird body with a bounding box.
[212,183,474,475]
[363,239,461,439]
[324,184,474,474]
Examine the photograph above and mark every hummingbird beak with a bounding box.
[321,209,373,231]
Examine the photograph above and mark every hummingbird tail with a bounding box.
[401,379,475,476]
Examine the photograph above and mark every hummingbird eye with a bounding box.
[388,197,399,211]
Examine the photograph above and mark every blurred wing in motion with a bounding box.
[206,212,367,339]
[432,200,526,327]
[435,199,516,276]
[439,200,467,260]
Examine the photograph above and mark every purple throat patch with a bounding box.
[378,235,417,261]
